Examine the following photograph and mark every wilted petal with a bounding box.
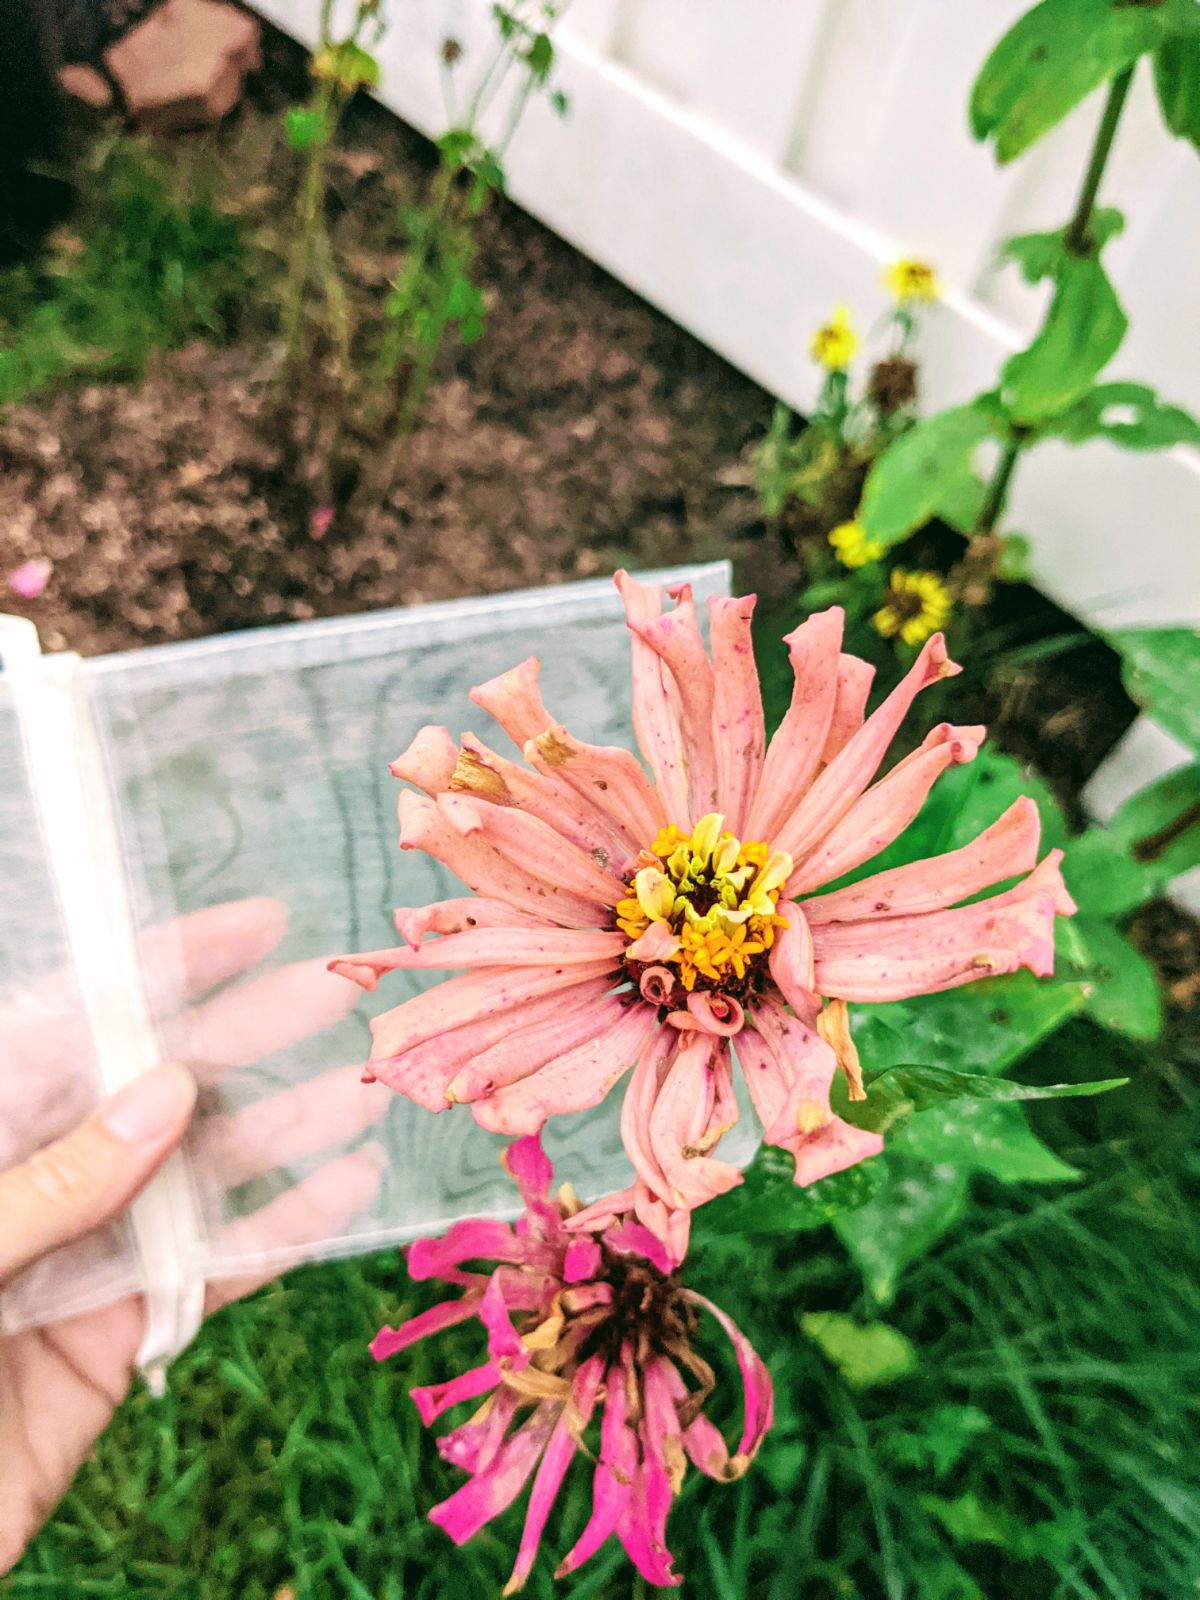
[805,797,1041,924]
[682,1289,774,1467]
[788,723,984,893]
[773,632,959,862]
[709,594,765,835]
[370,1294,482,1361]
[410,1357,504,1425]
[504,1356,604,1594]
[746,607,844,842]
[556,1351,638,1577]
[438,1388,523,1475]
[479,1272,529,1361]
[430,1402,559,1545]
[645,1033,743,1208]
[408,1218,544,1281]
[562,1237,601,1282]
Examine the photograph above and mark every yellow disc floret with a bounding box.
[617,813,792,993]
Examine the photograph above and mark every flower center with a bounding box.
[616,813,792,996]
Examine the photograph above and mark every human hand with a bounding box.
[0,898,384,1573]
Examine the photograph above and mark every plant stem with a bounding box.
[975,432,1022,538]
[1064,65,1134,255]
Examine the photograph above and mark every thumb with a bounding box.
[0,1064,197,1285]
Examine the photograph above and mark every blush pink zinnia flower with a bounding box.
[372,1134,773,1591]
[331,572,1075,1254]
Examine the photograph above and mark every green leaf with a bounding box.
[1154,34,1200,151]
[970,0,1171,163]
[860,398,999,545]
[1108,627,1200,752]
[526,31,554,81]
[1062,828,1155,920]
[921,1491,1011,1547]
[800,1313,917,1390]
[283,106,328,152]
[833,1158,968,1304]
[894,1099,1079,1185]
[932,470,988,535]
[1043,380,1200,450]
[695,1144,885,1237]
[1001,210,1123,281]
[1001,256,1127,422]
[1059,917,1163,1038]
[835,1063,1127,1137]
[885,1404,992,1479]
[1109,762,1200,886]
[314,40,381,91]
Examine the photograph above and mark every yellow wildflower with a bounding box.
[883,257,940,305]
[828,519,884,570]
[873,569,953,648]
[809,305,858,371]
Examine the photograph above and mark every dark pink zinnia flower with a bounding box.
[372,1135,773,1591]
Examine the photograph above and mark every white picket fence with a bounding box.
[253,0,1199,893]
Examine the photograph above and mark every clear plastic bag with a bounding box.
[0,564,738,1361]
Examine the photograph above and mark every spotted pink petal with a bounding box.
[708,594,765,835]
[811,853,1070,1001]
[820,652,876,765]
[398,789,601,926]
[773,631,959,861]
[333,926,625,975]
[745,607,845,842]
[393,896,547,948]
[523,723,666,846]
[788,722,985,892]
[461,731,636,864]
[629,584,719,817]
[804,796,1041,925]
[615,569,691,828]
[444,980,617,1104]
[469,1002,661,1135]
[439,791,626,907]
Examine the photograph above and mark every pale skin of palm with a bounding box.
[0,898,385,1573]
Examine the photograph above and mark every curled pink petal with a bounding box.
[746,607,845,842]
[639,963,678,1004]
[389,724,459,791]
[627,922,682,963]
[470,656,555,750]
[615,568,691,827]
[629,586,719,817]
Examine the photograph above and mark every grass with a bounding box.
[8,1016,1198,1600]
[0,134,244,408]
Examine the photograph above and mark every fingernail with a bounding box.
[100,1064,197,1144]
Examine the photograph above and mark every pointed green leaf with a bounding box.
[1108,627,1200,752]
[835,1063,1127,1136]
[834,1158,968,1304]
[1154,34,1200,151]
[1059,917,1163,1038]
[1002,257,1127,422]
[696,1143,885,1237]
[859,399,999,545]
[970,0,1172,163]
[894,1099,1079,1185]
